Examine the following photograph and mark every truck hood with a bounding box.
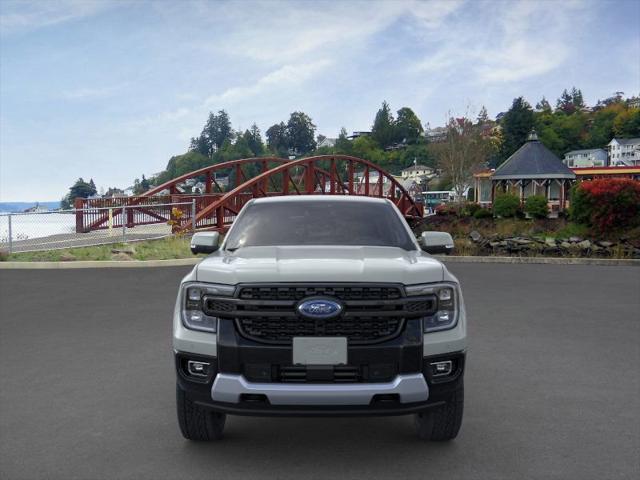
[195,246,444,285]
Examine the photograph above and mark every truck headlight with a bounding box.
[181,283,235,333]
[405,283,459,333]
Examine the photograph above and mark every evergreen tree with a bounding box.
[335,127,352,154]
[200,110,233,155]
[571,87,585,110]
[556,89,576,114]
[477,106,489,124]
[499,97,535,163]
[243,123,264,156]
[371,101,395,148]
[535,97,552,113]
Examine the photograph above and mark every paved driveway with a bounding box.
[0,264,638,479]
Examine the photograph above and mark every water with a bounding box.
[0,212,76,243]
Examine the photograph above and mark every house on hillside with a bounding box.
[473,130,576,216]
[563,148,608,168]
[401,163,435,183]
[347,131,371,140]
[317,137,337,148]
[608,138,640,166]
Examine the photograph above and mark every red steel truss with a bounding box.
[75,155,423,233]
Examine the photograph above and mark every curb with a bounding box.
[1,256,638,269]
[436,255,640,266]
[0,258,201,269]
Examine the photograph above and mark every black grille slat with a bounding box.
[238,285,402,302]
[227,284,433,345]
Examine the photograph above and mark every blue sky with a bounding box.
[1,0,639,202]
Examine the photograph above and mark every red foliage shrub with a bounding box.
[570,179,640,233]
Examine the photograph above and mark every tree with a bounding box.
[243,124,264,156]
[266,122,289,155]
[335,127,352,154]
[477,106,489,124]
[436,115,490,200]
[199,110,233,156]
[499,97,535,163]
[535,97,552,113]
[395,107,424,144]
[62,178,98,208]
[613,109,640,137]
[571,87,585,111]
[556,88,576,115]
[286,111,316,154]
[371,101,395,148]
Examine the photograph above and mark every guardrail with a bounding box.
[0,201,195,254]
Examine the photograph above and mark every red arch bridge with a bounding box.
[75,155,425,235]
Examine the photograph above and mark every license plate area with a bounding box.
[292,337,347,365]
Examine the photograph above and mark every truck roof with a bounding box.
[251,195,389,205]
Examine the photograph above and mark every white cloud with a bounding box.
[0,0,115,35]
[411,0,585,85]
[205,60,333,105]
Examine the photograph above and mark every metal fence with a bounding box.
[0,201,195,254]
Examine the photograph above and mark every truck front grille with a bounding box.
[204,283,436,346]
[236,316,403,344]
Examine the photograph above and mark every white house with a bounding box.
[608,138,640,166]
[563,148,608,168]
[317,137,337,148]
[401,164,435,182]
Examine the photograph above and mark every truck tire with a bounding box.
[176,384,226,441]
[414,386,463,441]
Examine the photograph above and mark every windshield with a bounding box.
[224,200,416,251]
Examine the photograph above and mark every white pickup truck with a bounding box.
[173,196,466,441]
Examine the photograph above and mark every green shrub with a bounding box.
[461,202,481,217]
[493,193,521,218]
[524,195,549,219]
[473,208,493,219]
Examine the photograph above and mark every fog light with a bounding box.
[430,360,453,377]
[187,360,210,377]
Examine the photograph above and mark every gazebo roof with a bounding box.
[493,131,576,180]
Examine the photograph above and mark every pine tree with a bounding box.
[477,106,489,124]
[371,101,395,148]
[535,97,552,113]
[499,97,535,164]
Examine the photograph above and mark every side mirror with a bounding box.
[190,232,220,255]
[420,231,454,255]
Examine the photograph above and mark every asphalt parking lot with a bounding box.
[1,263,639,480]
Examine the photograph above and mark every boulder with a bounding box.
[597,241,614,248]
[569,236,582,243]
[469,230,483,243]
[577,240,592,249]
[545,237,557,247]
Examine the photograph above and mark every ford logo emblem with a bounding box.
[297,298,343,319]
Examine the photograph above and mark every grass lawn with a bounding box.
[2,236,203,262]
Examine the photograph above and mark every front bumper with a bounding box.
[176,349,465,417]
[211,373,429,405]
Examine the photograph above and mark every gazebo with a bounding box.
[474,131,576,216]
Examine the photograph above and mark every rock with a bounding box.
[597,241,614,248]
[569,236,582,243]
[545,237,556,247]
[512,238,533,245]
[469,230,483,243]
[577,240,591,249]
[560,242,572,249]
[59,253,76,262]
